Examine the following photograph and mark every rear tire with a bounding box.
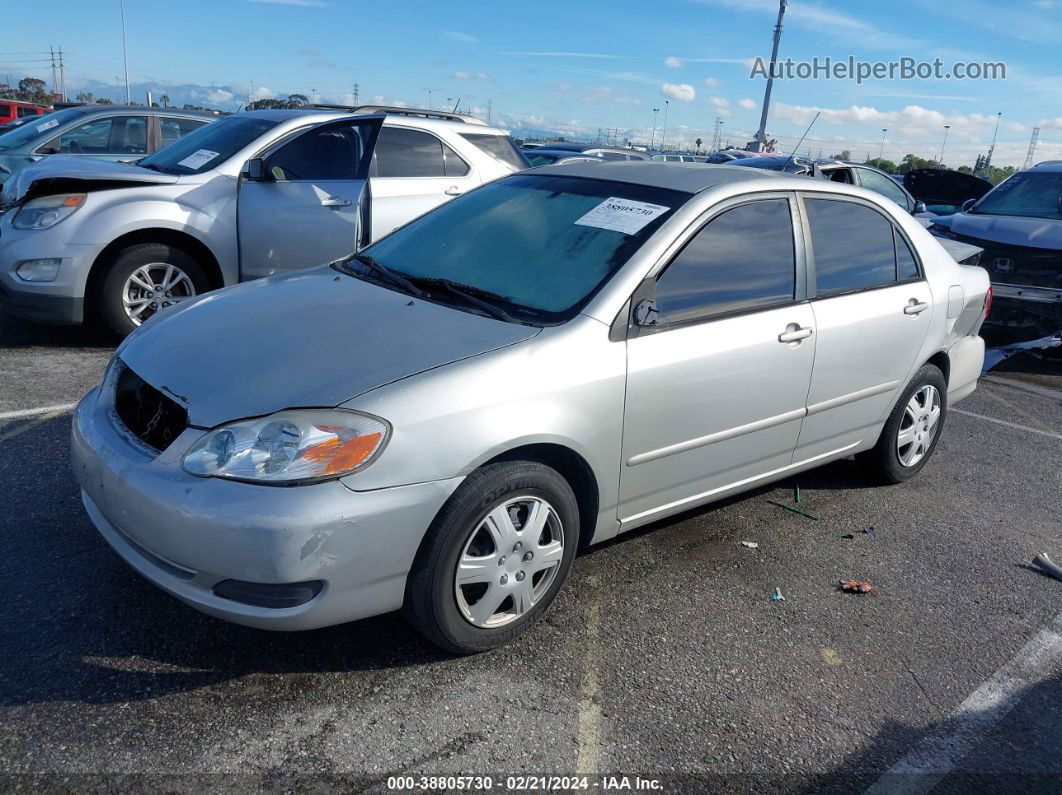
[98,243,210,337]
[859,364,947,484]
[404,461,580,654]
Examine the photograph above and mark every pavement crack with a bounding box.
[902,655,944,717]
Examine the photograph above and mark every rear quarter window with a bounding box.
[459,132,529,170]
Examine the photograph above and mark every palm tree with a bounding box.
[160,94,170,108]
[695,137,703,153]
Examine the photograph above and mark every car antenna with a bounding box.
[783,111,820,175]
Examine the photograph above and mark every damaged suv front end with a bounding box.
[928,163,1062,335]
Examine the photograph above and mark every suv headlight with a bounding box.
[12,193,86,230]
[182,409,389,485]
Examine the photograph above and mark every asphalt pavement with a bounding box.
[1,309,1060,794]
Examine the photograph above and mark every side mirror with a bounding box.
[961,198,976,213]
[913,200,927,214]
[244,157,268,181]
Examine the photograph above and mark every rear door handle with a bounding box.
[444,185,463,196]
[778,324,814,343]
[904,300,929,315]
[320,196,352,207]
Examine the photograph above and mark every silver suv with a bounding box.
[0,107,527,335]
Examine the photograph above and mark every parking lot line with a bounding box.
[951,408,1062,441]
[863,610,1062,795]
[0,402,77,422]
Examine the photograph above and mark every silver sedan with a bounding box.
[71,163,991,653]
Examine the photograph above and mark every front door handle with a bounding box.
[444,185,463,196]
[778,324,814,343]
[904,299,929,315]
[320,196,352,207]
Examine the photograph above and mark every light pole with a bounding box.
[650,107,660,149]
[938,125,950,168]
[878,128,887,162]
[983,112,1001,176]
[753,0,788,152]
[119,0,131,104]
[661,100,670,152]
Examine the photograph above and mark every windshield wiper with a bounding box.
[343,254,426,298]
[406,277,515,322]
[140,162,168,173]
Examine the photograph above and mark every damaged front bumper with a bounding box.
[70,385,462,631]
[988,282,1062,333]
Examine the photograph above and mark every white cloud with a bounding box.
[661,82,696,102]
[452,71,492,81]
[251,85,273,100]
[703,77,720,89]
[738,97,756,110]
[709,96,731,116]
[443,30,478,43]
[665,56,683,68]
[206,88,234,104]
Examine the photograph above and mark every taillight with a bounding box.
[983,285,993,319]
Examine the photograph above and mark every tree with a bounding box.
[864,157,897,173]
[830,149,852,161]
[957,165,973,174]
[75,91,94,104]
[695,137,703,153]
[96,97,114,104]
[160,94,170,108]
[18,77,50,105]
[247,93,311,110]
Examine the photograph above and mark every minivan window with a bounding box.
[371,126,468,177]
[459,132,529,170]
[139,116,278,175]
[160,117,209,147]
[655,199,795,324]
[49,115,148,155]
[346,174,688,323]
[806,198,897,296]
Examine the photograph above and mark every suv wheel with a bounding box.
[99,243,210,337]
[404,461,580,654]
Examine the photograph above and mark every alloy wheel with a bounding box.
[122,262,197,326]
[897,384,941,467]
[454,496,565,628]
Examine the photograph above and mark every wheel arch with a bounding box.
[925,349,951,387]
[86,228,224,307]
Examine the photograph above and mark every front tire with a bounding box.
[404,461,580,654]
[98,243,210,337]
[860,364,947,484]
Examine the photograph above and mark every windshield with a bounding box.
[0,108,85,151]
[344,174,688,324]
[138,116,277,174]
[972,172,1062,220]
[526,152,563,166]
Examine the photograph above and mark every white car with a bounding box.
[0,106,528,335]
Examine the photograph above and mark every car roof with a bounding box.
[64,105,219,119]
[1029,160,1062,171]
[236,108,510,135]
[544,142,635,153]
[534,161,788,192]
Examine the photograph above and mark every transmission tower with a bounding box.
[1022,127,1040,170]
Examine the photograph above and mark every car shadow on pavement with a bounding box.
[795,673,1062,794]
[0,309,117,349]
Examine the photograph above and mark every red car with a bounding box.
[0,100,50,126]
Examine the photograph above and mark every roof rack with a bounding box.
[306,103,488,125]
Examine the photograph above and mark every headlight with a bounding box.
[182,409,389,485]
[12,193,86,230]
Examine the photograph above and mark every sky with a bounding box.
[3,0,1062,168]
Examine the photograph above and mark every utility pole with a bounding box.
[711,117,724,151]
[49,46,58,100]
[661,99,670,152]
[424,87,443,109]
[752,0,787,152]
[120,0,131,104]
[311,87,317,104]
[878,128,887,162]
[352,83,359,105]
[938,125,950,167]
[650,107,660,149]
[983,111,1001,176]
[58,47,65,101]
[1022,127,1040,170]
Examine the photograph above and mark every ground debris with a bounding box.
[1032,552,1062,583]
[839,579,878,595]
[741,541,759,549]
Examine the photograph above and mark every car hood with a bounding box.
[117,266,540,427]
[903,169,992,205]
[1,155,178,205]
[932,212,1062,250]
[0,153,37,183]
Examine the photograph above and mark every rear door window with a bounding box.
[655,199,796,324]
[805,198,897,295]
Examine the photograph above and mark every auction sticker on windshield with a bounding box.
[37,119,59,133]
[575,197,670,235]
[177,149,220,170]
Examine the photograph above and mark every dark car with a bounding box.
[928,161,1062,333]
[903,169,992,216]
[537,142,650,161]
[728,154,817,175]
[523,148,605,167]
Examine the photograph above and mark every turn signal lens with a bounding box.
[181,409,389,484]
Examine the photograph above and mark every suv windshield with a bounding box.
[340,174,688,324]
[0,108,85,151]
[972,171,1062,220]
[138,116,278,174]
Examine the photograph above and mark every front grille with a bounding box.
[113,363,189,452]
[949,231,1062,287]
